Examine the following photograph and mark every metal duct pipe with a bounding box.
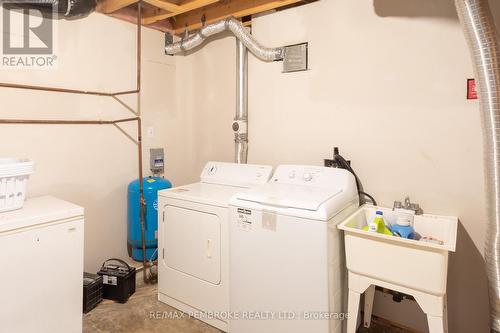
[4,0,97,19]
[455,0,500,331]
[165,17,285,62]
[233,39,248,164]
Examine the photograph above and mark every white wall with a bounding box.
[176,0,499,331]
[0,11,183,272]
[175,34,237,177]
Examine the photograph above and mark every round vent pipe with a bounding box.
[455,0,500,331]
[5,0,97,19]
[165,17,285,62]
[233,39,248,164]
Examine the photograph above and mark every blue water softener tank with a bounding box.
[128,176,172,261]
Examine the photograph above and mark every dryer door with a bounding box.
[163,205,221,284]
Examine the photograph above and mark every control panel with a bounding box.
[270,165,354,190]
[150,148,164,175]
[200,161,273,187]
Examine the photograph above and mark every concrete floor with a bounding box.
[83,284,220,333]
[83,284,414,333]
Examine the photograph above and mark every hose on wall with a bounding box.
[455,0,500,331]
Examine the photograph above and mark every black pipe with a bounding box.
[3,0,97,19]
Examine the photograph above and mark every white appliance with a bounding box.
[229,165,359,333]
[157,161,273,331]
[0,196,84,333]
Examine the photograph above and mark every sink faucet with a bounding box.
[393,196,423,215]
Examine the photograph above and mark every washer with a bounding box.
[229,165,359,333]
[157,161,273,331]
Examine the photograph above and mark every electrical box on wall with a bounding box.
[467,78,478,100]
[150,148,164,175]
[283,42,308,73]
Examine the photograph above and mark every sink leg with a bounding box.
[363,285,376,328]
[443,295,448,333]
[413,292,447,333]
[427,314,446,333]
[347,290,361,333]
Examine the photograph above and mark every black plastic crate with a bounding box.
[83,272,103,313]
[97,258,136,303]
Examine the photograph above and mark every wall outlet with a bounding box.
[147,126,154,138]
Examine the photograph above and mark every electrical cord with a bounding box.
[149,248,158,263]
[147,248,159,282]
[359,191,377,206]
[332,151,377,206]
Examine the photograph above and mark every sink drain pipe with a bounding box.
[455,0,500,331]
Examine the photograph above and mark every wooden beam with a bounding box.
[97,0,139,13]
[170,0,302,33]
[142,0,221,25]
[103,6,174,32]
[143,0,181,12]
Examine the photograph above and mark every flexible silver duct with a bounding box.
[455,0,500,331]
[165,17,285,62]
[233,39,248,164]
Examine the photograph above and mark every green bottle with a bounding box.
[363,211,393,236]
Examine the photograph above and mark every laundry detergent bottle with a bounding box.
[363,210,393,235]
[391,213,415,239]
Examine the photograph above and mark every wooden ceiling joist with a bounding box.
[98,0,139,13]
[168,0,303,34]
[143,0,181,12]
[142,0,221,25]
[98,0,314,34]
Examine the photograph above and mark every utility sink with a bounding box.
[338,205,458,295]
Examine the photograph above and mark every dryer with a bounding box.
[157,161,273,331]
[228,165,359,333]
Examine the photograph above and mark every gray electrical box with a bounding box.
[283,42,308,73]
[150,148,164,175]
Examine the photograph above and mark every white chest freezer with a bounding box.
[0,196,84,333]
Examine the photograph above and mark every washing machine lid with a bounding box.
[231,165,359,219]
[234,183,343,211]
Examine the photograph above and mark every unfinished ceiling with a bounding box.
[97,0,317,33]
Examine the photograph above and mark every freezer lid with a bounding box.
[234,183,343,211]
[0,196,84,233]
